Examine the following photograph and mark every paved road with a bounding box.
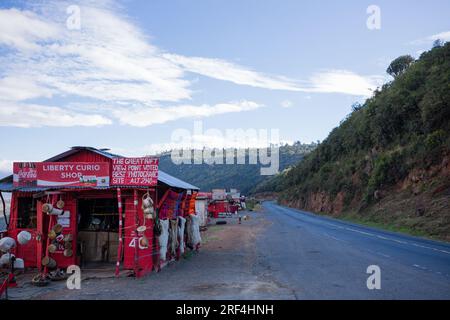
[8,203,450,300]
[256,202,450,299]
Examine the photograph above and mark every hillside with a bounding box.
[157,142,316,195]
[270,43,450,240]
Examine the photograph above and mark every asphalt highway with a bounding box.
[256,202,450,299]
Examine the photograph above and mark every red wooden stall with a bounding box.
[0,147,199,278]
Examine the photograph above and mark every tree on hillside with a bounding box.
[433,39,443,48]
[386,55,414,78]
[351,102,362,112]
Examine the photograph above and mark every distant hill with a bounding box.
[157,142,316,195]
[261,43,450,240]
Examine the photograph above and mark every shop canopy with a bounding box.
[0,146,199,192]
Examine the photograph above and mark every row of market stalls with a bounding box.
[207,188,246,218]
[0,146,201,283]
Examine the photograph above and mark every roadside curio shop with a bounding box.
[0,146,200,287]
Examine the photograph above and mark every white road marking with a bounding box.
[413,264,428,270]
[325,220,450,255]
[377,252,391,258]
[345,227,375,237]
[322,232,348,243]
[275,204,450,256]
[411,243,450,255]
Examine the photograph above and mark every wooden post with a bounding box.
[154,186,161,272]
[43,195,57,275]
[133,189,139,277]
[0,192,8,229]
[115,188,123,277]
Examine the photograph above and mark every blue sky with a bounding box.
[0,0,449,175]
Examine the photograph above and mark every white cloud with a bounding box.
[0,8,61,51]
[411,30,450,45]
[112,100,263,127]
[307,70,385,97]
[0,102,111,128]
[280,100,293,108]
[0,1,386,128]
[428,31,450,42]
[0,3,269,127]
[0,76,54,101]
[0,160,13,174]
[163,55,382,96]
[164,54,303,91]
[0,4,191,105]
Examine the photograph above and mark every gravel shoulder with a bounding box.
[7,210,293,300]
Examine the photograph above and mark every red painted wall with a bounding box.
[7,149,175,274]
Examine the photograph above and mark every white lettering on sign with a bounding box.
[111,157,158,186]
[41,164,101,171]
[128,237,147,250]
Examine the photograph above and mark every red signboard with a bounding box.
[111,157,159,186]
[36,162,110,187]
[13,162,38,187]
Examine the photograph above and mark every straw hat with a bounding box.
[17,230,32,245]
[0,253,14,266]
[42,203,53,213]
[52,224,63,234]
[42,256,56,268]
[56,199,65,209]
[144,207,154,215]
[31,273,50,287]
[139,235,149,248]
[0,237,16,252]
[64,234,73,242]
[13,258,24,269]
[137,225,147,233]
[48,244,57,253]
[48,230,56,240]
[145,213,153,220]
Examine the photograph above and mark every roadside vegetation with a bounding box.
[258,42,450,240]
[245,198,262,212]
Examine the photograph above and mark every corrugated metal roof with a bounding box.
[0,147,199,191]
[158,170,199,190]
[0,182,13,192]
[45,146,121,162]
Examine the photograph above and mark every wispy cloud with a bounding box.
[112,100,263,127]
[280,100,293,108]
[164,54,303,91]
[306,70,385,97]
[0,76,54,101]
[0,8,60,51]
[0,102,112,127]
[164,54,382,96]
[411,30,450,45]
[0,1,385,128]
